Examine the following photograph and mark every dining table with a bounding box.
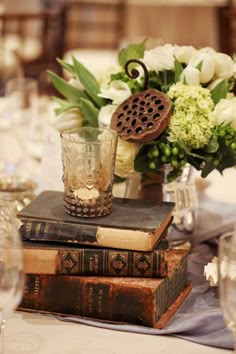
[0,91,236,353]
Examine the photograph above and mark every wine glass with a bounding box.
[218,230,236,352]
[0,202,24,353]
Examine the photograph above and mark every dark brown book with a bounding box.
[22,238,169,278]
[19,249,189,328]
[18,190,174,252]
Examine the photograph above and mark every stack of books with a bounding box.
[18,190,191,328]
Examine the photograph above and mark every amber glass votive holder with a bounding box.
[61,127,118,218]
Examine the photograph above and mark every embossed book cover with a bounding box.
[20,249,191,328]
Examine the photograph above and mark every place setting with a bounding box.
[0,2,236,354]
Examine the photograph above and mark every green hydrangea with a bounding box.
[167,83,215,149]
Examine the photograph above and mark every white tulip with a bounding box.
[98,104,118,128]
[180,66,200,86]
[214,53,234,79]
[174,45,197,64]
[115,138,141,178]
[98,80,132,105]
[213,98,236,129]
[188,51,215,84]
[68,78,83,90]
[51,109,83,132]
[198,47,216,55]
[143,44,175,72]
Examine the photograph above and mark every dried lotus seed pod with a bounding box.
[111,89,172,143]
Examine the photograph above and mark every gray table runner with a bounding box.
[58,199,236,349]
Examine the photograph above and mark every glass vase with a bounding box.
[126,164,198,249]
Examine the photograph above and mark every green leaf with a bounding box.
[201,162,215,178]
[52,97,81,116]
[174,57,184,82]
[48,70,87,102]
[72,56,107,108]
[210,80,227,105]
[195,60,203,71]
[204,135,219,153]
[80,98,99,127]
[118,39,147,68]
[57,58,76,77]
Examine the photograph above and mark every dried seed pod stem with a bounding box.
[124,59,149,91]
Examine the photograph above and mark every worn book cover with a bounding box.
[22,237,169,278]
[18,190,174,251]
[19,249,189,328]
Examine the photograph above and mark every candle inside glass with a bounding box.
[60,127,118,218]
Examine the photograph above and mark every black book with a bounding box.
[18,190,174,252]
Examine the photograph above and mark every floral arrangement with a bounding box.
[48,40,236,181]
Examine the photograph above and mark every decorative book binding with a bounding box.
[22,238,169,278]
[19,249,189,328]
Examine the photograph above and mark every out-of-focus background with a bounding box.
[0,0,235,200]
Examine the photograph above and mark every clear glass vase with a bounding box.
[125,164,198,249]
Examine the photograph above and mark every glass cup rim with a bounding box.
[60,127,118,143]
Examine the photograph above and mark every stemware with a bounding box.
[218,230,236,352]
[0,203,24,353]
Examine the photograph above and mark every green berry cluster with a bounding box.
[146,138,188,182]
[215,124,236,150]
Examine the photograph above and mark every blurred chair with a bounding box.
[61,0,127,51]
[0,9,64,94]
[217,0,236,56]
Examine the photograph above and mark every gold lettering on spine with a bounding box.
[87,286,93,314]
[34,276,40,296]
[97,288,103,313]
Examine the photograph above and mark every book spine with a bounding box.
[19,252,188,327]
[23,247,169,278]
[19,219,98,244]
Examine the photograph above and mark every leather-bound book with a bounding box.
[19,249,191,328]
[22,237,169,278]
[18,190,174,252]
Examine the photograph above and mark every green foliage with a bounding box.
[79,98,99,127]
[210,80,227,105]
[72,56,107,108]
[47,70,87,103]
[118,39,147,68]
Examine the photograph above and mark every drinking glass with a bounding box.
[4,77,39,125]
[0,202,25,353]
[61,127,118,218]
[218,231,236,352]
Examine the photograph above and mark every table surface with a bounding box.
[5,170,236,354]
[1,103,236,353]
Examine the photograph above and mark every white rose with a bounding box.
[214,53,234,79]
[98,80,132,105]
[180,66,200,86]
[143,44,175,72]
[174,45,197,64]
[115,138,140,178]
[51,109,83,132]
[213,98,236,128]
[98,104,118,128]
[188,51,215,84]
